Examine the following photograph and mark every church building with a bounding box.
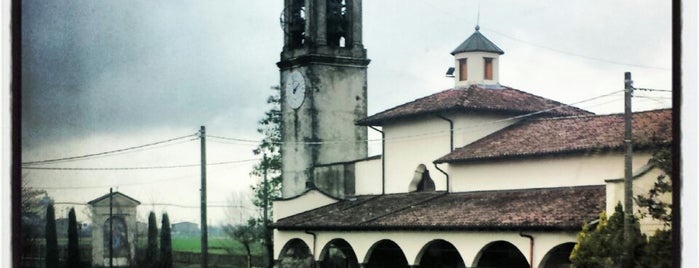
[272,1,672,267]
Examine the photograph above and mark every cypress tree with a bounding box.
[146,211,158,267]
[67,207,81,268]
[159,213,173,268]
[44,204,59,268]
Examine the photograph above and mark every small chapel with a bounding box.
[272,1,672,267]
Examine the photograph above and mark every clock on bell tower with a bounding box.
[278,0,370,198]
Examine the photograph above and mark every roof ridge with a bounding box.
[536,107,672,122]
[500,86,594,115]
[446,184,606,196]
[360,192,448,224]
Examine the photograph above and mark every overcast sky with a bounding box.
[21,0,672,225]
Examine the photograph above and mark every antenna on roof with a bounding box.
[476,1,481,30]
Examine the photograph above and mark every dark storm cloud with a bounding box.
[21,1,278,149]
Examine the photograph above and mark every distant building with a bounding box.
[171,221,199,236]
[272,1,672,267]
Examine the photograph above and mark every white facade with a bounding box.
[448,152,653,192]
[275,229,577,268]
[454,51,501,87]
[380,113,518,194]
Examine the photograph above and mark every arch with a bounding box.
[408,164,435,192]
[472,240,529,268]
[326,0,348,47]
[415,239,466,268]
[319,239,359,268]
[278,238,314,268]
[103,216,129,257]
[538,242,576,268]
[364,239,409,268]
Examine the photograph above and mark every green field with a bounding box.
[171,236,262,255]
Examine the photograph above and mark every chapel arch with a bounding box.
[409,164,435,192]
[472,240,529,268]
[319,239,359,268]
[103,216,129,258]
[415,239,466,268]
[538,242,576,268]
[278,238,314,268]
[364,239,409,268]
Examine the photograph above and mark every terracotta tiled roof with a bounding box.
[356,86,593,126]
[436,109,672,163]
[273,185,605,231]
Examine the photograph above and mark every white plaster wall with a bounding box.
[453,51,500,87]
[383,113,517,194]
[274,230,577,267]
[450,112,518,148]
[354,158,382,195]
[274,190,338,220]
[606,167,671,235]
[448,153,653,192]
[383,117,450,194]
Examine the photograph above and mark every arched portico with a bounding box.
[319,239,359,268]
[538,242,575,268]
[472,240,529,268]
[278,238,314,268]
[415,239,466,268]
[364,239,409,268]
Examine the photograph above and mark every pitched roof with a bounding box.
[451,27,505,55]
[357,85,593,126]
[436,109,672,163]
[87,191,141,205]
[273,185,605,231]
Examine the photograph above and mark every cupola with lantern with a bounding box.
[450,25,504,88]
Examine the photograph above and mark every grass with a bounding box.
[170,236,262,255]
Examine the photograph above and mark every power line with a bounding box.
[634,87,672,92]
[204,90,625,146]
[53,201,254,209]
[481,27,671,71]
[22,133,198,166]
[35,174,199,189]
[22,158,260,171]
[20,89,629,171]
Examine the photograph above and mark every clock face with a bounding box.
[285,70,306,109]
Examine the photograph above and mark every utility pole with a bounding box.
[109,187,113,268]
[262,153,271,268]
[623,72,634,266]
[200,126,208,268]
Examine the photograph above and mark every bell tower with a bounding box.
[278,0,370,198]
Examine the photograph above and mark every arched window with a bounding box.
[288,0,306,48]
[103,216,129,257]
[473,241,529,268]
[327,0,348,47]
[320,239,359,268]
[365,240,409,268]
[416,239,466,268]
[539,242,575,268]
[278,238,314,268]
[409,164,435,192]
